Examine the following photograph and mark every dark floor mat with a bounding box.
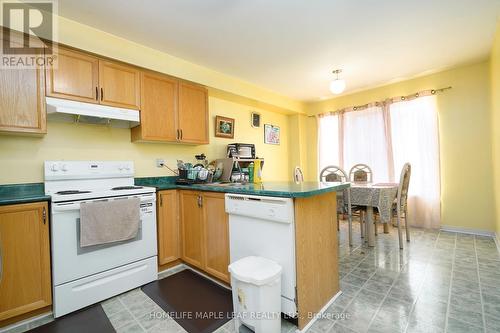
[142,269,233,333]
[28,304,114,333]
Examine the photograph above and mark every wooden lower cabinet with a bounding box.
[157,190,180,265]
[179,191,205,268]
[202,192,230,282]
[0,202,52,323]
[178,191,230,283]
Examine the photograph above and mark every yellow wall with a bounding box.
[491,21,500,239]
[287,114,309,179]
[306,61,496,232]
[0,97,290,183]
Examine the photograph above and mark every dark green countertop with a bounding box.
[0,177,348,205]
[136,177,349,198]
[0,183,50,206]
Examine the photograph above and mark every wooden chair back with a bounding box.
[293,166,304,183]
[349,164,373,182]
[397,163,411,211]
[320,165,348,182]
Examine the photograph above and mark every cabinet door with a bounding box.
[45,47,99,103]
[0,202,51,321]
[179,191,204,269]
[178,82,208,144]
[131,72,177,142]
[157,190,180,265]
[98,60,140,109]
[0,47,46,134]
[202,192,230,283]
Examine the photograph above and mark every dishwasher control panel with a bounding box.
[225,194,294,223]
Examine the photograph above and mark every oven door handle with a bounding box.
[52,195,155,212]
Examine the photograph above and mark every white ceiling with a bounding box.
[58,0,500,101]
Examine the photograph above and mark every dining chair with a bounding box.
[319,166,355,245]
[320,165,350,228]
[293,166,304,183]
[320,165,348,183]
[349,164,373,182]
[394,163,412,249]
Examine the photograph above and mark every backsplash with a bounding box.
[0,97,290,184]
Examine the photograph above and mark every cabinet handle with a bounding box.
[100,88,104,101]
[160,195,163,207]
[180,129,183,140]
[197,195,202,208]
[199,195,203,207]
[42,207,47,224]
[176,129,180,141]
[95,87,99,101]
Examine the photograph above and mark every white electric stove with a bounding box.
[44,161,158,317]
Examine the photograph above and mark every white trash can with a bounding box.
[228,256,282,333]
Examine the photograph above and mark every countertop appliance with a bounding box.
[227,143,255,159]
[225,193,297,317]
[44,161,157,317]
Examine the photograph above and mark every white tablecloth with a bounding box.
[348,183,399,223]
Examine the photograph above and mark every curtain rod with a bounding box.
[308,86,452,118]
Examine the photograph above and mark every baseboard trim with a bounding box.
[440,225,495,237]
[157,263,186,280]
[0,312,52,333]
[298,291,342,333]
[495,233,500,253]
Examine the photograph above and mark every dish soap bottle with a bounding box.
[248,162,254,183]
[253,160,262,184]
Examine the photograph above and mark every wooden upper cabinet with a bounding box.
[180,191,204,269]
[178,82,209,144]
[202,192,230,283]
[157,190,180,265]
[131,72,177,142]
[0,44,46,134]
[0,202,51,322]
[99,60,140,109]
[45,47,99,103]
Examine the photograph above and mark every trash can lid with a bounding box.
[228,256,282,286]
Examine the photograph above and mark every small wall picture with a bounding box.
[264,124,280,145]
[251,112,261,128]
[215,116,235,138]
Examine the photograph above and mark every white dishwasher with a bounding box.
[225,193,297,317]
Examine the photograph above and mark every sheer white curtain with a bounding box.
[317,114,340,173]
[343,106,390,182]
[390,96,441,229]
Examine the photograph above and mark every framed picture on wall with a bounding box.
[251,112,261,127]
[215,116,235,138]
[264,124,280,145]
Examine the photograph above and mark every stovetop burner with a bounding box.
[55,190,92,195]
[111,186,144,191]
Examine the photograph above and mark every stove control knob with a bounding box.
[50,163,59,172]
[124,165,131,171]
[118,165,124,171]
[61,164,68,172]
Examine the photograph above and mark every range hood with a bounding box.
[46,97,140,128]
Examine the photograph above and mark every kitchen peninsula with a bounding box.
[134,178,350,330]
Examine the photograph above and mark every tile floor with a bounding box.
[99,221,500,333]
[10,221,500,333]
[304,222,500,333]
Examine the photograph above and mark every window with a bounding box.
[318,95,441,228]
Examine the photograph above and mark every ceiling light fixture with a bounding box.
[329,69,346,94]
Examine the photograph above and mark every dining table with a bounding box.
[348,182,399,247]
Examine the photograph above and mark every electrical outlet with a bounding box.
[156,159,165,168]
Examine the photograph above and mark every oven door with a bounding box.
[51,193,157,286]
